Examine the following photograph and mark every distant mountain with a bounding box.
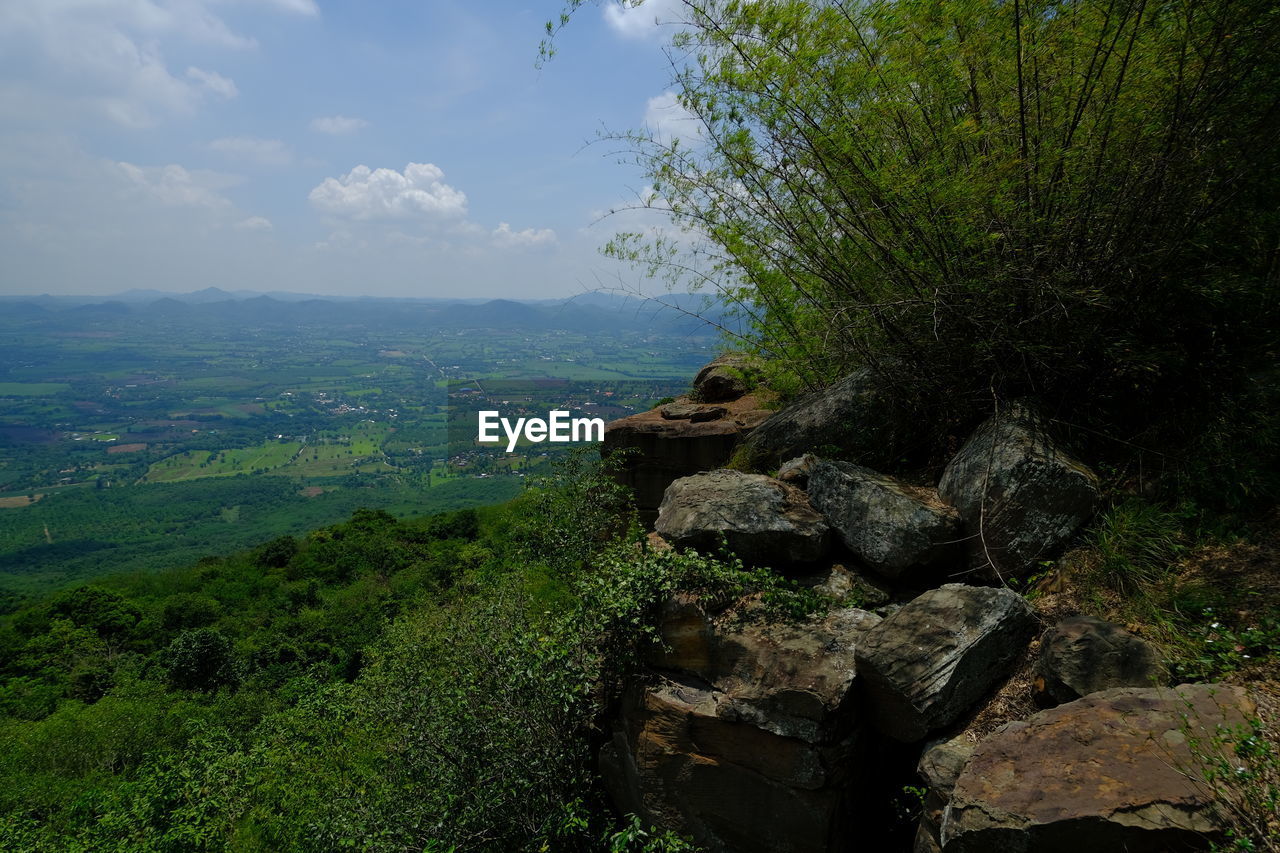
[0,291,742,337]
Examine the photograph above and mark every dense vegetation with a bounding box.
[565,0,1279,497]
[0,453,813,851]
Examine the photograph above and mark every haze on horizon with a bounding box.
[0,0,698,300]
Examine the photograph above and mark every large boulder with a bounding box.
[603,598,884,852]
[1033,615,1165,706]
[808,460,962,582]
[855,584,1037,741]
[942,684,1257,852]
[656,469,831,565]
[601,680,862,853]
[648,596,882,742]
[938,406,1100,580]
[694,354,753,403]
[603,394,773,522]
[735,370,904,472]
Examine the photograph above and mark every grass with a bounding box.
[1058,500,1280,685]
[0,383,71,396]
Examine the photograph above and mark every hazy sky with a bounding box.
[0,0,699,299]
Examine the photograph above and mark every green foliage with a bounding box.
[1185,718,1280,851]
[0,451,816,850]
[1172,612,1280,684]
[559,0,1279,486]
[163,629,239,693]
[606,814,698,852]
[1087,499,1190,598]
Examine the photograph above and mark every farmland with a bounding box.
[0,293,716,605]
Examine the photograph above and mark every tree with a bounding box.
[553,0,1280,450]
[164,628,238,693]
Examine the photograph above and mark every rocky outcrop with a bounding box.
[656,469,830,565]
[855,585,1037,741]
[660,401,729,422]
[694,354,753,403]
[602,596,884,852]
[808,460,962,582]
[735,371,903,472]
[942,684,1257,852]
[938,406,1099,580]
[603,393,773,520]
[1033,615,1165,706]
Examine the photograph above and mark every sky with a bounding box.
[0,0,700,299]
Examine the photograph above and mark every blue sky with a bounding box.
[0,0,698,298]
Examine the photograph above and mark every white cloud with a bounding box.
[492,222,557,249]
[246,0,320,15]
[185,67,238,100]
[235,216,274,230]
[309,115,369,135]
[0,0,315,127]
[209,136,292,165]
[308,163,468,221]
[117,162,236,209]
[643,91,701,145]
[603,0,684,40]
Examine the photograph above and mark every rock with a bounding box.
[808,460,962,581]
[797,563,892,609]
[600,679,862,853]
[660,402,729,423]
[855,584,1037,741]
[1033,615,1165,706]
[656,469,831,565]
[694,354,752,402]
[605,597,884,852]
[649,596,882,741]
[942,684,1257,852]
[736,370,904,472]
[603,394,773,522]
[777,453,819,486]
[938,405,1099,580]
[916,735,975,853]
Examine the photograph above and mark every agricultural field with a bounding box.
[0,293,715,605]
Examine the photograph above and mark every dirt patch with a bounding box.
[0,494,42,508]
[107,443,147,454]
[298,486,325,498]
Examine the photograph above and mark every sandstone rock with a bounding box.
[648,595,881,742]
[603,394,773,521]
[1033,615,1165,706]
[942,684,1257,852]
[938,405,1099,580]
[600,679,861,853]
[656,469,831,565]
[916,735,975,853]
[855,584,1037,741]
[736,370,903,472]
[660,401,729,423]
[777,453,820,486]
[808,460,962,581]
[694,354,752,402]
[606,596,884,852]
